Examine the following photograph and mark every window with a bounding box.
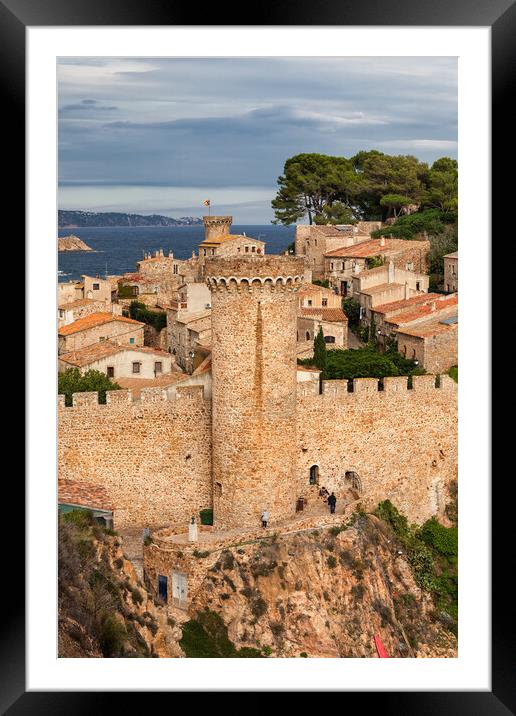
[406,262,414,271]
[107,366,114,378]
[309,465,319,485]
[211,248,215,255]
[93,283,100,290]
[99,336,106,342]
[305,331,311,341]
[203,249,207,256]
[129,337,135,344]
[173,265,178,274]
[252,246,256,252]
[154,361,162,373]
[330,263,334,270]
[416,282,420,291]
[324,336,336,344]
[322,299,328,307]
[245,246,249,253]
[132,362,141,374]
[307,300,312,306]
[59,309,64,318]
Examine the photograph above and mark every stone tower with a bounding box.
[203,215,232,242]
[205,256,305,530]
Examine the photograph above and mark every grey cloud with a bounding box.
[58,57,457,219]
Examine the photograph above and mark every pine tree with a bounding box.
[313,326,327,372]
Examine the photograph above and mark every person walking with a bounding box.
[327,492,337,514]
[261,509,269,528]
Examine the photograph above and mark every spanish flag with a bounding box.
[203,199,210,206]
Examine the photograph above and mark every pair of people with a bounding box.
[320,486,337,514]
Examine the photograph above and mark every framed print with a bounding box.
[4,0,509,709]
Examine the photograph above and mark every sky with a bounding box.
[58,57,457,224]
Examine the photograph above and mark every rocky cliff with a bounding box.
[183,511,457,658]
[58,234,93,252]
[58,512,183,658]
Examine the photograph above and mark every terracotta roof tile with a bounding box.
[300,307,347,322]
[58,312,144,336]
[325,237,428,258]
[384,296,458,326]
[372,292,444,315]
[58,480,115,511]
[59,340,170,367]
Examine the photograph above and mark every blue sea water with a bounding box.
[58,225,296,282]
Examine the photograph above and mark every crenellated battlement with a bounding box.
[58,384,206,410]
[297,374,457,399]
[205,256,305,293]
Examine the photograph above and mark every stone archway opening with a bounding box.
[344,470,363,497]
[309,465,319,485]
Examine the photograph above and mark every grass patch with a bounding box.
[179,610,263,658]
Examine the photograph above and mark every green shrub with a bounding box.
[99,614,127,657]
[327,555,337,569]
[300,652,308,658]
[130,587,144,605]
[128,301,167,332]
[418,518,458,558]
[58,367,121,406]
[262,645,273,656]
[61,508,95,528]
[179,610,263,658]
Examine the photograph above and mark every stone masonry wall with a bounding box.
[296,375,457,524]
[205,256,305,530]
[58,386,212,528]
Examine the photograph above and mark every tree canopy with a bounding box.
[272,152,456,225]
[58,368,121,406]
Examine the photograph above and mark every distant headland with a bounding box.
[58,210,203,228]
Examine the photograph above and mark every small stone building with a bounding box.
[58,312,145,354]
[58,341,174,380]
[443,251,458,293]
[396,315,458,372]
[325,236,430,296]
[58,479,115,529]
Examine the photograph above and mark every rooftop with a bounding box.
[115,372,185,397]
[300,307,347,322]
[199,233,265,247]
[298,284,335,298]
[59,340,171,367]
[325,237,428,259]
[58,479,115,512]
[398,315,459,339]
[58,298,97,310]
[372,292,444,316]
[385,296,458,327]
[58,312,144,336]
[444,251,458,259]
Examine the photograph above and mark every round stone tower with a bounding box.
[203,215,232,242]
[205,256,305,530]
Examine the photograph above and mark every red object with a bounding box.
[373,635,389,658]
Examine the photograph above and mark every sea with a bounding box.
[58,225,296,282]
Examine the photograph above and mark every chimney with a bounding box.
[380,236,386,247]
[388,261,395,284]
[430,300,436,312]
[188,516,198,543]
[169,250,174,259]
[404,282,409,300]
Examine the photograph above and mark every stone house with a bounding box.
[58,312,145,354]
[372,294,458,352]
[297,307,348,357]
[58,340,173,380]
[295,224,371,281]
[58,274,115,306]
[324,236,430,296]
[58,298,123,328]
[443,251,458,293]
[298,284,341,310]
[396,315,458,372]
[166,308,212,373]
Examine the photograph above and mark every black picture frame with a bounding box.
[6,0,506,710]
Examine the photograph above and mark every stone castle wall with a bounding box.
[58,386,212,528]
[296,374,457,524]
[57,373,457,530]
